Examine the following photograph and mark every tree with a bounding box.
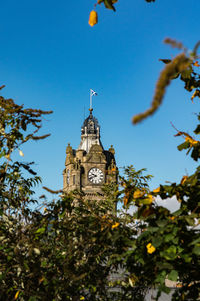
[0,86,153,300]
[1,63,200,300]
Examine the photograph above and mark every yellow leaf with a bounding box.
[88,10,98,27]
[191,89,200,101]
[80,297,85,300]
[14,291,20,300]
[39,276,45,284]
[112,222,120,229]
[5,153,10,159]
[143,194,154,205]
[185,136,198,146]
[153,187,160,193]
[181,175,188,185]
[146,243,156,254]
[19,149,24,157]
[133,189,145,199]
[123,196,128,206]
[194,61,200,67]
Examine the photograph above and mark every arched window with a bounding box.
[67,169,70,185]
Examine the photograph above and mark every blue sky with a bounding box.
[1,0,199,200]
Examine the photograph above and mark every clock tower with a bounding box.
[63,108,117,199]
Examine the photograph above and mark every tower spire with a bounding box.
[78,91,102,153]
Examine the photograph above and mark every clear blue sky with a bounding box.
[1,0,199,200]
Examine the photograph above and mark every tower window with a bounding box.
[73,175,75,185]
[67,169,70,185]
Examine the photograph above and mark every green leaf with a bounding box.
[159,285,170,294]
[194,124,200,135]
[156,220,168,227]
[193,245,200,255]
[146,226,159,233]
[152,236,162,247]
[181,66,192,80]
[168,270,178,281]
[189,237,200,246]
[177,141,190,151]
[0,150,6,158]
[157,262,173,270]
[155,271,167,285]
[159,59,171,64]
[164,233,174,243]
[21,119,27,131]
[35,227,45,235]
[41,260,47,267]
[181,254,192,263]
[173,209,182,216]
[185,216,195,226]
[191,147,200,161]
[161,245,177,260]
[171,72,180,79]
[28,297,38,301]
[104,0,116,11]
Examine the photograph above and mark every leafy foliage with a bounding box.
[0,87,53,300]
[1,6,200,300]
[88,0,156,27]
[1,50,200,300]
[133,39,200,124]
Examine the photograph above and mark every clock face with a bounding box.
[88,168,104,184]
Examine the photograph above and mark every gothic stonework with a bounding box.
[63,109,117,199]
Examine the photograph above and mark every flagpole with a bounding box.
[90,89,97,112]
[90,89,92,110]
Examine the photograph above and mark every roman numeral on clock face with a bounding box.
[88,168,104,184]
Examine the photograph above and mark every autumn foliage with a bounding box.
[0,1,200,300]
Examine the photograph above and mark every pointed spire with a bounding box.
[66,143,73,154]
[109,145,115,155]
[78,110,103,153]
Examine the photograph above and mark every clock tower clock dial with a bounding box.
[88,167,104,184]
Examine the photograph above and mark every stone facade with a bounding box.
[63,109,117,199]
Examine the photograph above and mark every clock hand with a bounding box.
[89,174,96,179]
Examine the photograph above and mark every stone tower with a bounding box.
[63,108,117,199]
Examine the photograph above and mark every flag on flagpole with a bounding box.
[90,89,98,110]
[90,89,98,96]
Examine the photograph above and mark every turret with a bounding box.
[78,109,103,153]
